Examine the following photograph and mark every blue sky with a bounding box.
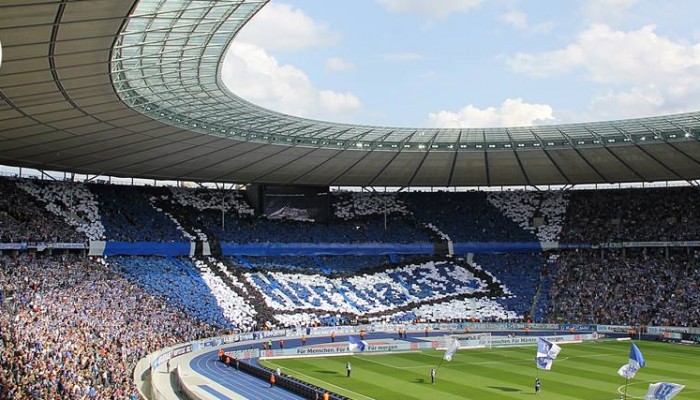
[221,0,700,128]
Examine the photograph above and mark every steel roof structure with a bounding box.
[1,0,700,187]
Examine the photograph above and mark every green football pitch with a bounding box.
[261,340,700,399]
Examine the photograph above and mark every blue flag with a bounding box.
[535,338,561,370]
[348,336,367,352]
[645,382,685,400]
[617,342,645,379]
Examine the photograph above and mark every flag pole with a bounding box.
[623,376,629,400]
[435,358,445,373]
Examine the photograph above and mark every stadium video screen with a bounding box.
[263,185,330,222]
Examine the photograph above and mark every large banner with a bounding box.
[646,326,694,334]
[488,334,597,347]
[452,242,543,253]
[103,241,192,256]
[259,333,599,360]
[0,242,85,250]
[261,341,431,358]
[597,325,635,333]
[0,243,26,250]
[221,242,435,256]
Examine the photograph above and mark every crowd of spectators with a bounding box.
[333,192,409,220]
[0,255,221,399]
[111,256,238,329]
[16,179,104,241]
[235,255,393,274]
[5,177,700,246]
[654,254,700,326]
[193,258,257,330]
[90,185,184,242]
[560,187,700,243]
[548,250,700,326]
[405,297,519,322]
[0,178,86,243]
[400,191,538,243]
[169,187,254,216]
[6,177,700,400]
[154,187,257,242]
[200,214,430,244]
[236,256,322,273]
[243,259,515,326]
[487,191,568,243]
[472,252,548,321]
[318,255,391,274]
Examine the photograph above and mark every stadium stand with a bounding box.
[0,178,90,243]
[333,192,409,220]
[0,255,221,399]
[399,191,539,242]
[486,191,568,243]
[5,176,700,398]
[90,184,185,242]
[234,255,322,273]
[472,252,548,321]
[15,179,104,242]
[243,259,508,325]
[560,187,700,243]
[236,255,391,274]
[112,256,236,329]
[548,250,700,326]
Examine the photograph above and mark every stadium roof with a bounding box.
[1,0,700,187]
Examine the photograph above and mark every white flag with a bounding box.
[645,382,685,400]
[443,338,460,361]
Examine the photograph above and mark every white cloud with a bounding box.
[501,10,554,35]
[586,86,665,120]
[319,91,363,114]
[502,10,528,30]
[381,52,423,61]
[325,57,356,72]
[428,98,556,128]
[376,0,482,20]
[235,3,339,50]
[418,70,437,79]
[506,23,700,85]
[222,43,362,121]
[581,0,639,24]
[506,23,700,119]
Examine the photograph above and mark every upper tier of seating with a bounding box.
[560,187,700,243]
[3,176,700,244]
[399,191,539,243]
[90,185,186,242]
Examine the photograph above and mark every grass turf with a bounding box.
[261,340,700,399]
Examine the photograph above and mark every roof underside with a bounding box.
[1,0,700,186]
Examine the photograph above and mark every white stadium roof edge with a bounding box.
[0,0,699,187]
